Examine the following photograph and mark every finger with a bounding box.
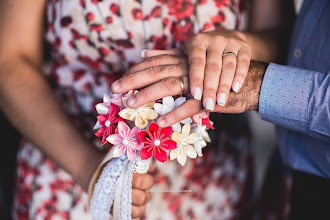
[187,46,206,102]
[202,49,223,111]
[232,47,251,92]
[142,48,183,58]
[216,48,239,106]
[124,54,183,77]
[112,63,186,94]
[132,173,154,190]
[131,205,146,218]
[126,75,189,109]
[157,99,203,128]
[132,189,149,206]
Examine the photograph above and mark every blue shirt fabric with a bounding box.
[259,0,330,178]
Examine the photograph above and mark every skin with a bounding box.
[0,0,153,218]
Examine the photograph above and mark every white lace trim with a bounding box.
[121,162,133,219]
[90,155,127,220]
[132,153,152,174]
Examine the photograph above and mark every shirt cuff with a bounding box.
[259,63,314,134]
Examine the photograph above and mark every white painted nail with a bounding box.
[233,82,240,93]
[205,98,214,111]
[141,49,148,58]
[217,93,226,106]
[193,87,202,100]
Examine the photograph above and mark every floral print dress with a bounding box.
[14,0,252,219]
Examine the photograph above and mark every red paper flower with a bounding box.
[95,103,121,145]
[138,122,177,163]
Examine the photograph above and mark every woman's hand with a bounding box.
[131,173,154,219]
[142,30,251,110]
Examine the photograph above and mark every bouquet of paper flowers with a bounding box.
[89,91,214,220]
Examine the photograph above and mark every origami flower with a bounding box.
[106,121,143,162]
[94,93,121,115]
[138,122,177,163]
[192,112,215,129]
[94,103,121,145]
[118,101,158,129]
[170,123,199,165]
[192,125,211,157]
[111,90,135,109]
[154,96,192,132]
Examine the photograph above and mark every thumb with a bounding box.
[142,47,183,58]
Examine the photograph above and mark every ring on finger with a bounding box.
[223,52,237,58]
[178,76,185,95]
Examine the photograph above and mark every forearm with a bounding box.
[0,58,103,191]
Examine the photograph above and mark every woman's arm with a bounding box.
[0,0,103,191]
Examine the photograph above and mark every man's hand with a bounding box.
[111,55,267,128]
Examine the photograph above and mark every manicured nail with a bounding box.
[112,81,120,91]
[193,87,202,100]
[205,98,214,111]
[217,93,226,106]
[233,82,240,93]
[158,118,166,127]
[127,97,136,106]
[141,49,148,58]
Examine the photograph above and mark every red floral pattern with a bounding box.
[14,0,250,219]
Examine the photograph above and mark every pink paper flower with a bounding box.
[111,90,134,109]
[138,122,177,163]
[95,103,121,145]
[106,121,143,162]
[192,112,215,129]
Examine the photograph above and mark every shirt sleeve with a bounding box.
[259,63,330,143]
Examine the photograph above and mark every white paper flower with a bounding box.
[192,125,211,157]
[154,96,192,132]
[170,123,199,165]
[93,93,120,129]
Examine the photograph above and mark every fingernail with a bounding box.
[127,97,136,106]
[141,49,148,58]
[112,81,120,91]
[158,118,166,127]
[217,93,226,106]
[205,98,214,111]
[193,87,202,100]
[233,82,240,93]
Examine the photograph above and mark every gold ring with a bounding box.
[178,76,185,95]
[223,52,237,57]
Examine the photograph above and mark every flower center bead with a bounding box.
[199,136,203,141]
[182,141,187,146]
[154,139,161,146]
[105,120,111,127]
[136,107,142,113]
[122,138,129,146]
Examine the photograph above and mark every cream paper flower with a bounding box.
[170,123,199,165]
[193,125,211,157]
[154,96,192,132]
[118,101,158,129]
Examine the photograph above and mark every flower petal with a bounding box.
[174,97,186,108]
[180,117,192,124]
[118,108,135,121]
[138,130,149,142]
[95,126,106,137]
[153,103,164,115]
[187,133,200,144]
[95,103,109,115]
[163,140,177,150]
[126,148,137,162]
[140,109,158,120]
[194,143,203,157]
[143,101,155,108]
[97,114,108,125]
[103,93,111,103]
[160,126,172,138]
[154,149,167,163]
[135,115,148,129]
[140,148,153,160]
[171,122,181,132]
[148,122,159,135]
[106,134,123,145]
[93,121,102,129]
[130,127,141,138]
[170,150,177,160]
[202,117,215,129]
[171,132,181,142]
[185,145,197,158]
[203,132,211,142]
[163,96,175,110]
[117,121,130,138]
[181,123,191,135]
[113,145,126,158]
[134,140,144,150]
[177,152,187,166]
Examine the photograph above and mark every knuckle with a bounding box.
[238,58,250,67]
[170,109,180,122]
[219,83,231,92]
[214,35,225,44]
[193,33,204,42]
[161,77,178,92]
[133,175,143,188]
[204,88,217,95]
[124,74,135,85]
[227,37,237,44]
[222,61,236,71]
[190,57,205,66]
[136,192,147,205]
[139,89,151,101]
[185,100,201,112]
[147,66,161,77]
[131,206,140,218]
[205,62,220,72]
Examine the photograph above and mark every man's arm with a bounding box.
[259,63,330,143]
